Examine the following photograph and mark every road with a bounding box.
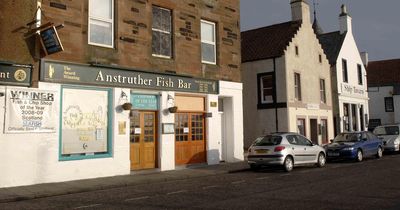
[1,154,400,210]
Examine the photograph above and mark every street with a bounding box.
[1,154,400,210]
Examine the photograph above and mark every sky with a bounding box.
[240,0,400,61]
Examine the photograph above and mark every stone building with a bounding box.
[0,0,243,187]
[241,0,334,147]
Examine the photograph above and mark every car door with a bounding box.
[286,135,305,164]
[297,135,318,163]
[367,132,381,155]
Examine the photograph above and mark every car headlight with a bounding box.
[342,147,354,151]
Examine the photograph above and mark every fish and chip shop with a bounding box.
[0,60,244,188]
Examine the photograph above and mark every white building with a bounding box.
[367,59,400,128]
[316,5,369,135]
[241,0,334,147]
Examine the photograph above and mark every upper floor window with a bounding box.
[319,54,322,63]
[201,20,216,64]
[342,59,348,83]
[320,79,326,104]
[357,64,363,85]
[152,6,172,58]
[294,73,302,101]
[88,0,114,48]
[295,45,299,56]
[259,74,274,104]
[385,97,394,112]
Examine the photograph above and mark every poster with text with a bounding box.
[61,88,109,155]
[5,88,57,133]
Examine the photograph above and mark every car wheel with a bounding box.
[283,156,294,172]
[356,149,363,162]
[376,147,383,159]
[250,164,260,171]
[317,153,326,167]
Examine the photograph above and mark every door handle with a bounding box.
[304,148,307,150]
[292,147,295,150]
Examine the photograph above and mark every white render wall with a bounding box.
[368,86,397,125]
[0,82,130,188]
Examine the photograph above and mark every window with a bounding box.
[342,59,348,82]
[294,73,301,101]
[320,79,326,103]
[357,64,363,85]
[295,45,299,56]
[201,20,216,64]
[319,54,322,63]
[385,97,394,112]
[297,119,306,136]
[152,6,172,58]
[88,0,114,48]
[260,74,274,104]
[60,86,113,161]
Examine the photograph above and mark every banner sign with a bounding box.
[61,88,110,155]
[40,60,219,94]
[5,88,57,133]
[131,94,158,110]
[0,64,32,86]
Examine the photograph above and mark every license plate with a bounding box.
[328,152,339,157]
[256,149,270,154]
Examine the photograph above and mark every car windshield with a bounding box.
[253,135,282,146]
[374,126,400,136]
[333,133,361,143]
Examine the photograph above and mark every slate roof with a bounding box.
[367,59,400,87]
[317,31,346,65]
[241,21,302,63]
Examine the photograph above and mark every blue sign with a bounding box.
[131,94,158,110]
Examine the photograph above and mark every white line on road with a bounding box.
[73,204,102,209]
[231,180,246,185]
[203,185,218,189]
[125,196,150,202]
[167,190,187,195]
[256,176,269,180]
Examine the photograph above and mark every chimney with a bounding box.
[290,0,311,24]
[339,4,352,34]
[360,52,369,67]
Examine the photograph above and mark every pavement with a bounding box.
[0,161,249,204]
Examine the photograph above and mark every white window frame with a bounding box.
[201,19,217,65]
[88,0,114,48]
[152,6,172,59]
[260,75,274,104]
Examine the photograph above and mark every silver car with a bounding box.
[373,125,400,153]
[247,132,326,172]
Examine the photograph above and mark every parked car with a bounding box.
[325,132,383,162]
[373,124,400,153]
[247,132,326,172]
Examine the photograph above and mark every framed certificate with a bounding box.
[162,123,175,134]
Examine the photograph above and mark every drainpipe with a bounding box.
[273,58,279,132]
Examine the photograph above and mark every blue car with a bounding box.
[326,132,383,162]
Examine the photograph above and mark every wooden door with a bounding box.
[130,111,157,170]
[175,113,206,165]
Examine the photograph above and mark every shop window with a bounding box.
[259,74,274,104]
[320,79,326,104]
[152,6,172,58]
[88,0,114,48]
[385,97,394,112]
[201,20,217,64]
[357,64,363,85]
[342,59,348,83]
[60,86,113,161]
[294,73,302,101]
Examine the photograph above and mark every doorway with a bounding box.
[175,113,206,165]
[310,119,318,145]
[130,111,157,170]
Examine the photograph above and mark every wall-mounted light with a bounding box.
[118,90,132,111]
[166,94,177,113]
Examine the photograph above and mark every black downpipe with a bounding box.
[273,58,278,132]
